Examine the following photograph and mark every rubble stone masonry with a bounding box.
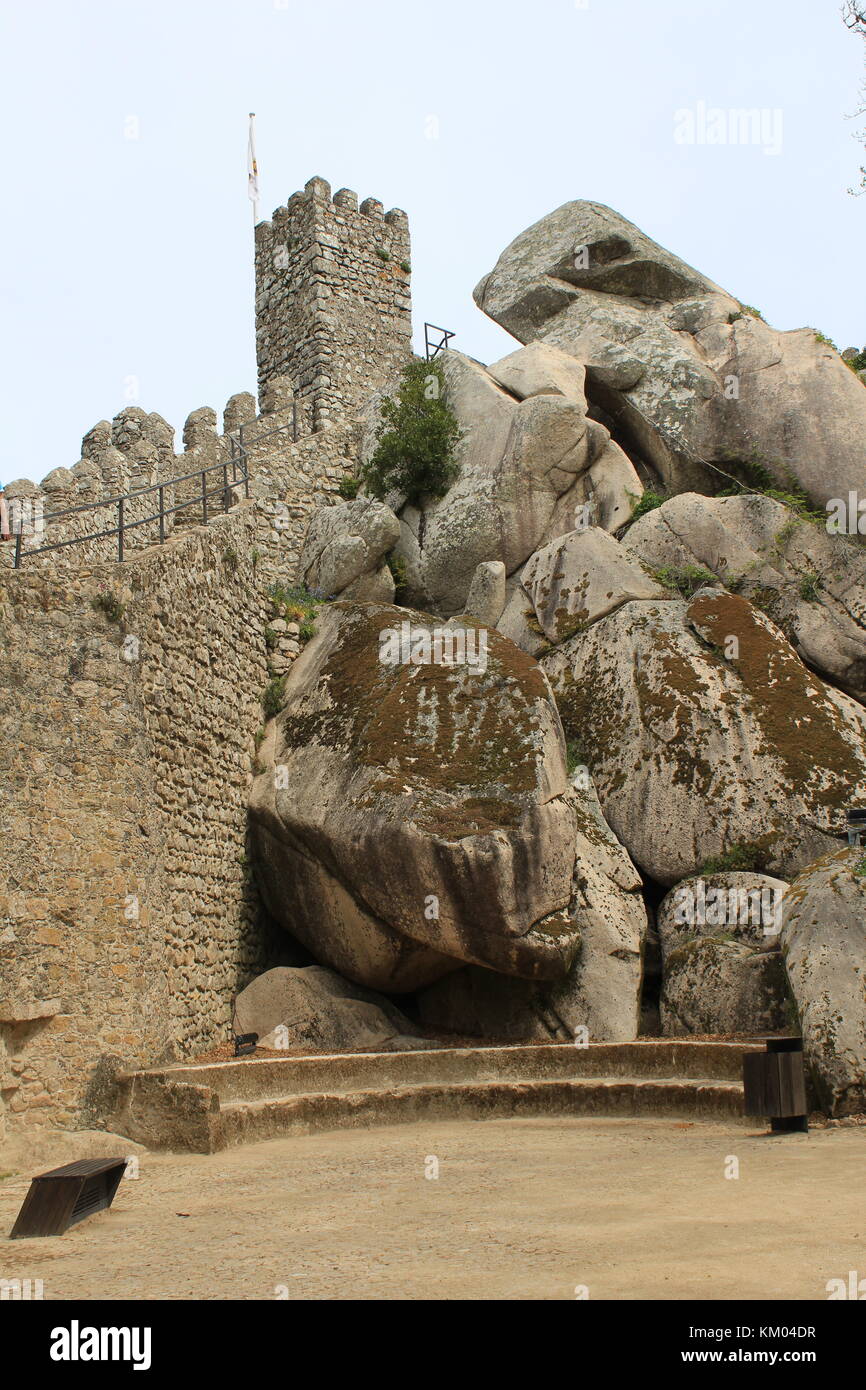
[0,507,271,1136]
[254,176,412,430]
[0,174,413,1134]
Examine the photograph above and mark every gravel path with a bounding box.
[1,1117,863,1301]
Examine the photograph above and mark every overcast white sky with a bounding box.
[0,0,863,486]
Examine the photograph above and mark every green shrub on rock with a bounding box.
[261,676,287,719]
[337,474,361,500]
[361,358,462,505]
[701,842,770,875]
[627,489,666,523]
[386,550,408,601]
[649,563,717,597]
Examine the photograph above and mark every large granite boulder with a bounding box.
[542,589,866,885]
[394,348,643,615]
[780,849,866,1115]
[656,871,791,1037]
[233,966,415,1051]
[464,561,507,626]
[624,492,866,704]
[300,497,400,602]
[249,601,636,994]
[660,939,790,1037]
[498,526,667,653]
[657,872,790,955]
[417,781,647,1042]
[474,200,866,508]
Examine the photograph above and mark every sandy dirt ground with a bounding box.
[1,1117,863,1301]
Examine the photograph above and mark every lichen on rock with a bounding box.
[250,600,596,992]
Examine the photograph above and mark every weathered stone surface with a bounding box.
[575,438,645,534]
[417,781,647,1042]
[780,849,866,1115]
[223,392,257,434]
[699,324,866,512]
[255,178,411,429]
[624,492,866,703]
[0,997,61,1023]
[464,561,506,626]
[233,966,415,1051]
[660,939,789,1037]
[182,406,218,450]
[497,580,550,658]
[394,349,643,615]
[657,873,790,956]
[501,528,667,651]
[543,590,866,885]
[657,871,791,1037]
[488,341,588,402]
[250,601,608,992]
[0,507,270,1136]
[474,200,866,507]
[300,497,400,600]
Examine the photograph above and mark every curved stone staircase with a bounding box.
[112,1040,762,1153]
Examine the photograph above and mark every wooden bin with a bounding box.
[743,1038,808,1133]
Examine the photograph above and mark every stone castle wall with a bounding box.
[242,416,362,590]
[0,507,273,1137]
[0,173,413,1136]
[1,400,362,597]
[254,176,412,431]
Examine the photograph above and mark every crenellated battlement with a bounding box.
[258,173,409,227]
[254,175,412,431]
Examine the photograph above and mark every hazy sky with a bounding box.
[0,0,863,486]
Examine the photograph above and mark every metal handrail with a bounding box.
[232,398,300,455]
[7,399,301,569]
[33,455,243,526]
[425,322,455,360]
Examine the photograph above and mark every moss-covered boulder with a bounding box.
[543,589,866,885]
[781,849,866,1115]
[660,938,789,1036]
[623,492,866,705]
[250,601,643,997]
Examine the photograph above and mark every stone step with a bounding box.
[113,1041,760,1153]
[147,1039,758,1102]
[217,1078,748,1152]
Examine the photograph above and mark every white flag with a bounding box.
[247,113,259,206]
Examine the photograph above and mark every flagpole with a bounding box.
[248,112,260,228]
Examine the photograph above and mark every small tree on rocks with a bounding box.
[362,358,462,505]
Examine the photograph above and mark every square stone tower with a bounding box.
[254,176,412,432]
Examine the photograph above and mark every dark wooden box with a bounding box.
[743,1038,808,1130]
[9,1157,127,1239]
